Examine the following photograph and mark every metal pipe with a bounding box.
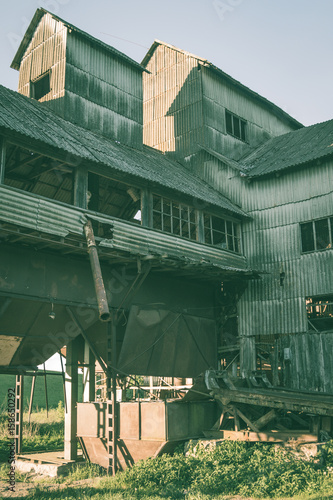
[84,220,111,322]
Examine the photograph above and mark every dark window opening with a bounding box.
[30,72,51,100]
[152,195,198,241]
[87,172,141,223]
[300,217,332,253]
[306,296,333,332]
[225,110,247,142]
[204,213,241,253]
[4,143,73,204]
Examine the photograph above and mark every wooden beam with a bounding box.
[254,409,277,430]
[141,189,152,227]
[83,341,95,403]
[235,407,260,433]
[73,168,88,209]
[64,336,79,461]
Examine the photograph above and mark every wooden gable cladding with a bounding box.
[14,9,143,149]
[143,43,203,156]
[17,12,67,104]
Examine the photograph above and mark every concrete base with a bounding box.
[16,451,84,477]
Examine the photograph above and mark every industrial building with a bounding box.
[0,8,332,472]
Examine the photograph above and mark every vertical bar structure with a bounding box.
[43,363,49,418]
[141,189,152,227]
[0,136,6,184]
[73,167,88,208]
[64,337,79,461]
[14,375,23,455]
[83,340,95,402]
[28,374,36,423]
[107,318,118,475]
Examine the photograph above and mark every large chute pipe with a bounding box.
[84,220,111,322]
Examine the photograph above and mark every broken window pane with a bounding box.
[30,72,50,100]
[315,218,330,249]
[226,111,233,135]
[301,217,333,253]
[306,296,333,332]
[204,213,241,253]
[300,222,315,252]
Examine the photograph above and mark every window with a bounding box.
[152,195,197,241]
[306,296,333,332]
[204,213,241,253]
[225,110,247,142]
[300,217,333,253]
[30,72,51,100]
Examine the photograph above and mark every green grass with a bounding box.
[0,373,83,411]
[1,405,333,499]
[0,403,64,463]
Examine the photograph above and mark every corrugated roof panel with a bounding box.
[242,119,333,177]
[0,84,246,218]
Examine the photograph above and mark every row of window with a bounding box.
[152,195,241,253]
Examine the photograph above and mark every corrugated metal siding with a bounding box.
[0,85,245,217]
[99,218,249,272]
[0,185,83,237]
[281,332,333,393]
[64,31,143,147]
[236,159,333,391]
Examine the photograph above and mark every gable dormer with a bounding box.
[11,8,144,149]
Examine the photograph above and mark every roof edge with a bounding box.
[142,40,303,130]
[11,8,146,72]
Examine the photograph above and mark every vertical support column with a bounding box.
[73,167,88,208]
[15,375,23,454]
[83,341,95,403]
[107,318,118,475]
[64,337,79,461]
[0,136,6,184]
[141,189,152,227]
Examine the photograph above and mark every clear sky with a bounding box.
[0,0,332,127]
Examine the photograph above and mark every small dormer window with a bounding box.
[225,110,247,142]
[30,72,51,100]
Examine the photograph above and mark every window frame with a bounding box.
[30,71,51,101]
[203,212,241,253]
[152,194,198,242]
[225,110,247,142]
[306,295,333,332]
[300,216,333,253]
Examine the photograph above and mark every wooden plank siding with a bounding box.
[17,13,66,107]
[143,44,204,157]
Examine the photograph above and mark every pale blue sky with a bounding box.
[1,1,332,127]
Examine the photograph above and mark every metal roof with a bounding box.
[11,8,145,72]
[241,118,333,178]
[142,40,303,130]
[0,84,245,217]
